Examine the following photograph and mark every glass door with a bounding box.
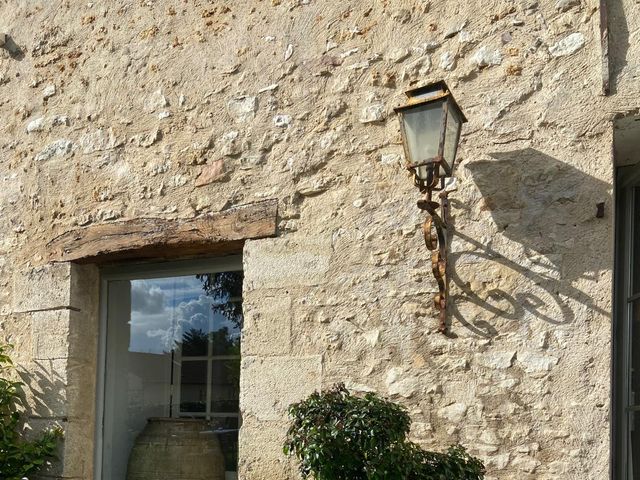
[97,257,242,480]
[615,165,640,479]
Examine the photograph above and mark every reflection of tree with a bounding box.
[179,327,240,356]
[181,328,208,356]
[210,327,240,356]
[196,271,244,329]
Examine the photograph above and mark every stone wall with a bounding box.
[7,263,99,479]
[0,0,637,478]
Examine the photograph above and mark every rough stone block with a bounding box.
[61,418,95,478]
[31,310,70,360]
[0,313,33,364]
[244,238,331,289]
[475,351,516,370]
[437,402,468,423]
[31,308,95,363]
[517,351,559,373]
[21,358,68,418]
[25,417,94,479]
[65,355,97,420]
[12,263,99,315]
[12,263,72,313]
[386,367,422,398]
[242,296,292,356]
[69,263,100,315]
[20,356,94,433]
[238,417,292,480]
[68,308,99,365]
[23,417,66,477]
[240,355,322,421]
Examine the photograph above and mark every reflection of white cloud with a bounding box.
[131,282,165,314]
[128,275,240,354]
[145,329,166,338]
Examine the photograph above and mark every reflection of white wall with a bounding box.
[128,352,173,417]
[104,280,173,480]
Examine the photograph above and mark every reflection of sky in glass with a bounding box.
[129,274,240,354]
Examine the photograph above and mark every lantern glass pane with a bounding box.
[443,103,462,174]
[401,101,444,179]
[415,164,429,181]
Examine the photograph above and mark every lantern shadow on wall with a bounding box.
[448,148,610,337]
[2,34,25,61]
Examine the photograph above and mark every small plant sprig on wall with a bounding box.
[0,344,63,480]
[284,384,485,480]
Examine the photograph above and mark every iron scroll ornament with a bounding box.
[415,160,452,334]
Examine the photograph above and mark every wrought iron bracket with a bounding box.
[414,163,451,334]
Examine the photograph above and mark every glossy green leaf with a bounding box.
[283,384,485,480]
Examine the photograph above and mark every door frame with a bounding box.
[94,255,243,480]
[613,164,640,480]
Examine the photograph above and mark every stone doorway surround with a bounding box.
[8,200,320,480]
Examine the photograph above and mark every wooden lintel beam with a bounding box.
[46,199,278,264]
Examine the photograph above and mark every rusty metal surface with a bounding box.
[412,157,445,191]
[417,166,451,333]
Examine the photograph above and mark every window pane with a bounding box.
[633,188,640,295]
[209,417,240,473]
[102,280,174,480]
[211,301,242,356]
[129,278,178,355]
[632,300,640,402]
[211,359,241,413]
[103,266,243,479]
[632,300,640,478]
[198,271,244,302]
[178,271,245,357]
[130,275,226,357]
[180,360,208,412]
[402,101,445,178]
[443,104,461,169]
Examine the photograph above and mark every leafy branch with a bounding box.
[284,384,485,480]
[0,344,63,480]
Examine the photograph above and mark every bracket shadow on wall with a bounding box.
[453,148,610,337]
[46,199,278,264]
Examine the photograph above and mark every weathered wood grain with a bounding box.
[47,199,278,263]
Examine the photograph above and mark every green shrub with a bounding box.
[0,344,63,480]
[284,384,485,480]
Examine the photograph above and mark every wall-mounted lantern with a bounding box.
[394,81,467,333]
